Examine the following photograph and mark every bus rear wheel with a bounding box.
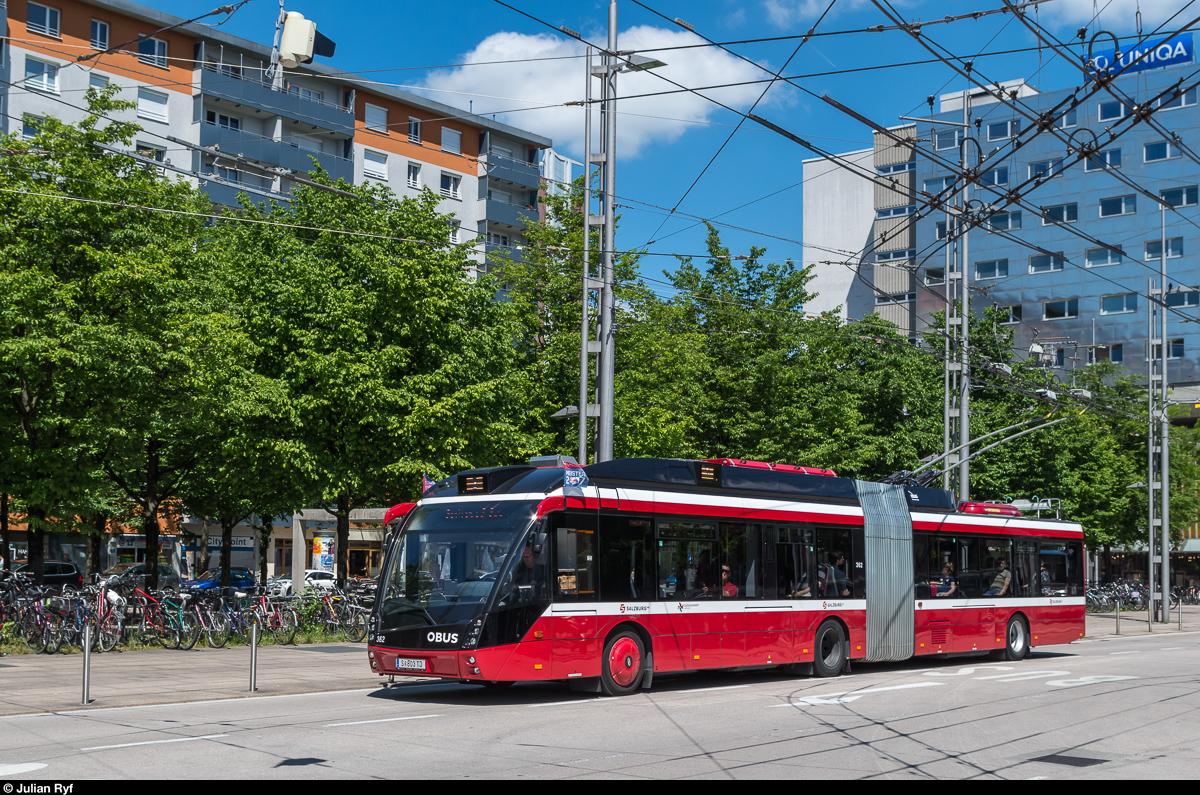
[601,631,645,697]
[812,620,846,678]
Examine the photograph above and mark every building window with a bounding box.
[976,259,1008,280]
[1101,293,1138,315]
[1145,238,1184,260]
[999,305,1022,325]
[88,73,110,89]
[877,162,915,175]
[448,221,461,244]
[408,117,421,143]
[364,103,388,133]
[1161,186,1198,208]
[137,37,168,68]
[876,205,915,219]
[925,267,945,285]
[875,249,915,262]
[21,114,45,139]
[363,149,387,180]
[1029,253,1065,274]
[440,172,461,199]
[91,20,109,50]
[1156,87,1197,110]
[1029,159,1064,179]
[442,128,462,155]
[875,292,916,305]
[1099,195,1136,217]
[1057,107,1078,128]
[1150,339,1185,360]
[24,57,59,94]
[205,110,240,130]
[137,87,169,123]
[1042,203,1077,225]
[1086,246,1124,267]
[986,120,1019,141]
[1098,100,1130,122]
[406,162,421,189]
[290,86,324,103]
[987,211,1021,232]
[215,165,241,184]
[1085,148,1121,171]
[1043,299,1079,320]
[933,129,961,150]
[1145,141,1181,162]
[27,3,60,37]
[982,167,1008,186]
[135,142,165,162]
[1166,291,1200,308]
[1089,344,1123,364]
[923,176,953,193]
[935,220,948,240]
[489,232,511,247]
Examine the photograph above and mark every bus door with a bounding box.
[549,512,599,679]
[657,519,721,669]
[951,537,989,653]
[716,522,760,666]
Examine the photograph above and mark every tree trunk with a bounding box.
[259,515,272,585]
[27,505,46,585]
[220,516,235,589]
[144,440,161,590]
[1,493,10,571]
[336,492,350,588]
[86,514,106,577]
[199,519,210,577]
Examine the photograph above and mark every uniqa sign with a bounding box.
[1087,34,1193,78]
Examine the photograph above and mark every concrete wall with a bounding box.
[802,149,876,320]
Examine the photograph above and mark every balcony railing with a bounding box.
[199,122,353,183]
[198,65,354,136]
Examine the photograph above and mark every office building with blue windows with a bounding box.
[806,40,1200,389]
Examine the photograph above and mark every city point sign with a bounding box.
[1087,33,1193,78]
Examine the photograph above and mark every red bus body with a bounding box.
[368,459,1084,689]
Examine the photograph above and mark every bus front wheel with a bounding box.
[601,631,645,696]
[998,615,1028,661]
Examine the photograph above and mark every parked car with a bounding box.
[266,569,336,596]
[183,567,257,592]
[100,562,181,593]
[14,560,83,591]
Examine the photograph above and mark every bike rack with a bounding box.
[249,621,258,692]
[82,624,91,705]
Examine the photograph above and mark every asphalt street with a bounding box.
[1,628,1198,779]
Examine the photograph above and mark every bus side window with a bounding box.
[814,526,853,598]
[957,537,982,598]
[719,522,762,598]
[598,516,654,601]
[553,513,598,603]
[913,533,930,599]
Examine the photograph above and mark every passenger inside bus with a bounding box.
[933,563,958,597]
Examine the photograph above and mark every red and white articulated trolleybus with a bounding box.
[367,457,1085,696]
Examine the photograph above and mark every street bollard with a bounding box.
[82,624,91,706]
[1115,599,1120,635]
[249,621,258,693]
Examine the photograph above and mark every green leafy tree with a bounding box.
[213,175,536,584]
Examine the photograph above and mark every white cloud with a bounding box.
[420,27,780,159]
[1039,0,1192,30]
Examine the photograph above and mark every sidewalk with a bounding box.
[1081,602,1200,641]
[0,641,412,717]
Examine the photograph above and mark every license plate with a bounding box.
[395,658,427,671]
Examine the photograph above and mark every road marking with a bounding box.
[81,734,228,751]
[1109,651,1140,655]
[675,685,751,694]
[1046,675,1138,688]
[972,670,1070,682]
[0,763,48,776]
[2,688,379,720]
[923,665,1014,677]
[325,714,443,727]
[527,698,614,708]
[770,682,944,706]
[1161,647,1183,650]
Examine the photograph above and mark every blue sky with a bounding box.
[171,0,1174,287]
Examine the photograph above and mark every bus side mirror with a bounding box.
[532,532,546,555]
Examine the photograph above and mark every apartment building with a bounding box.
[805,43,1200,387]
[0,0,551,274]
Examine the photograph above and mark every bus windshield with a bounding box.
[378,499,538,630]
